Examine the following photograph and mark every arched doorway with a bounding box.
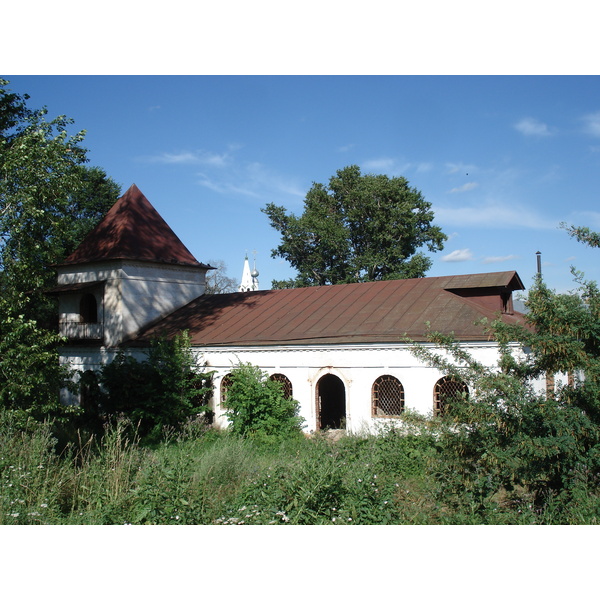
[316,373,346,430]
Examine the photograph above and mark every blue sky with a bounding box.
[5,75,600,295]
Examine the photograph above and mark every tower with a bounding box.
[238,252,259,292]
[50,184,213,348]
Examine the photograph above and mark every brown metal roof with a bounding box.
[129,271,526,347]
[59,184,211,269]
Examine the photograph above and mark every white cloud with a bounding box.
[362,158,431,176]
[449,182,478,193]
[446,162,477,175]
[197,161,305,202]
[196,175,261,198]
[362,158,397,171]
[434,200,556,230]
[441,248,474,262]
[482,254,519,264]
[514,117,552,137]
[582,111,600,137]
[416,162,434,173]
[152,150,230,167]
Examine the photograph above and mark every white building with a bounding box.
[52,185,532,434]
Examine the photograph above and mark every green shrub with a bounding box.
[223,362,304,440]
[96,332,213,442]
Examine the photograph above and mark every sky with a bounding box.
[4,75,600,296]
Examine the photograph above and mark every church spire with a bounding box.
[238,251,259,292]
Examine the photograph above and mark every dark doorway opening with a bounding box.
[316,374,346,430]
[80,293,98,323]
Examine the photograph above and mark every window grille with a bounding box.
[434,376,469,417]
[270,373,293,399]
[372,375,405,417]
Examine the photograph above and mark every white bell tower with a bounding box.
[238,251,259,292]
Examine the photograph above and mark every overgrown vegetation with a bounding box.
[408,268,600,523]
[223,362,304,442]
[4,406,600,525]
[0,412,438,525]
[78,333,213,444]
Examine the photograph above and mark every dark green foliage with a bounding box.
[223,362,304,441]
[0,82,31,142]
[0,295,74,420]
[262,165,446,288]
[410,266,600,522]
[96,333,213,442]
[0,79,120,417]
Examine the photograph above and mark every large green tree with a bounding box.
[0,79,120,415]
[262,165,447,288]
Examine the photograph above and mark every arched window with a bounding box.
[372,375,405,417]
[434,376,469,417]
[80,293,98,323]
[269,373,293,399]
[220,373,232,407]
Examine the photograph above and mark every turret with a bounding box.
[49,184,213,347]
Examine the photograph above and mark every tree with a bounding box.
[97,332,213,441]
[561,221,600,250]
[262,165,446,288]
[0,79,120,416]
[410,230,600,523]
[204,259,238,294]
[0,80,120,321]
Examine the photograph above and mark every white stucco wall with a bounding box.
[60,339,554,432]
[196,341,523,434]
[57,260,207,346]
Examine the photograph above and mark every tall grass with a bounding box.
[3,408,599,524]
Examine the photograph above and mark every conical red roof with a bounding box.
[61,184,208,268]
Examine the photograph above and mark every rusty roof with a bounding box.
[129,271,526,347]
[60,184,210,269]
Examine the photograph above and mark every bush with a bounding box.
[223,362,304,441]
[94,332,213,442]
[409,271,600,523]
